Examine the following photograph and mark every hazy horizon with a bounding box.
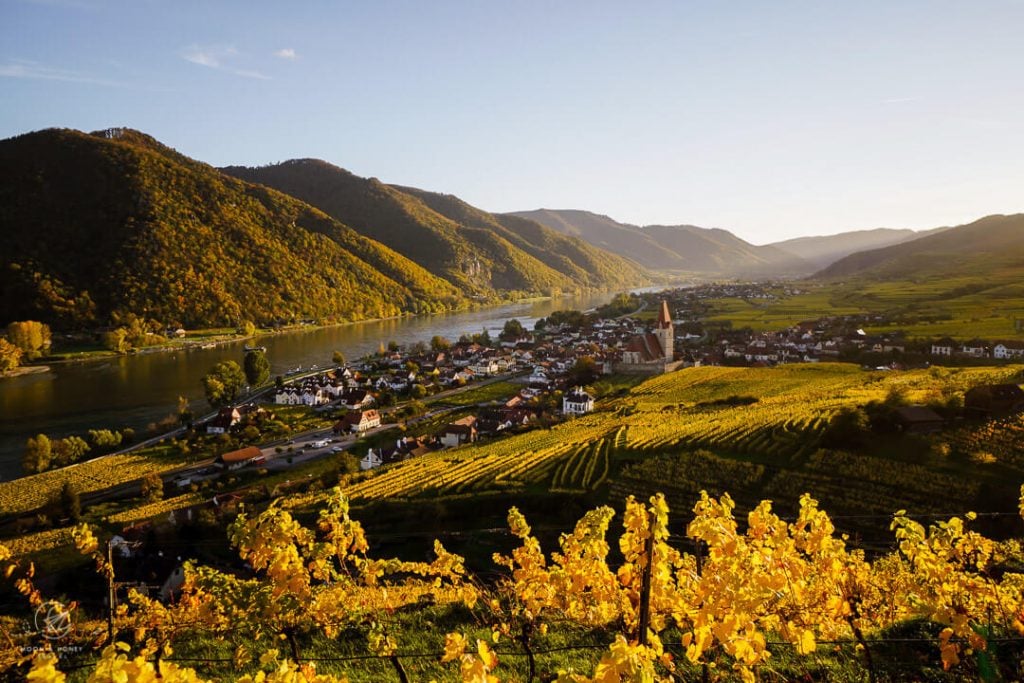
[3,1,1023,243]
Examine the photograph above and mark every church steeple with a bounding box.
[657,300,672,329]
[655,299,673,360]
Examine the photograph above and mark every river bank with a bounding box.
[0,288,661,479]
[15,290,609,372]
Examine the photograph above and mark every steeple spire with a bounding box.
[657,300,672,329]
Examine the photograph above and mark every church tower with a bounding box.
[655,300,673,361]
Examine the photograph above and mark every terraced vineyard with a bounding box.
[0,448,186,516]
[345,416,616,501]
[342,363,1024,535]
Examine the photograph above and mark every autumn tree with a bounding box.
[430,335,451,353]
[23,434,51,474]
[332,350,346,366]
[6,321,51,360]
[51,436,91,467]
[140,473,164,503]
[0,338,22,372]
[102,327,130,353]
[202,360,246,408]
[243,349,270,387]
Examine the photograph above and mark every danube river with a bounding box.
[0,290,651,480]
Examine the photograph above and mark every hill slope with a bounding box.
[221,161,649,296]
[816,214,1024,281]
[769,227,946,269]
[0,128,465,329]
[509,208,812,276]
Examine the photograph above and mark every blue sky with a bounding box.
[2,1,1023,244]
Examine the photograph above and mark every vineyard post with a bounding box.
[519,621,537,683]
[636,507,656,646]
[106,539,115,643]
[389,655,410,683]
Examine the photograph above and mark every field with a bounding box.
[705,275,1024,340]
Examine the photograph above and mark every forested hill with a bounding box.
[221,160,649,295]
[509,208,812,276]
[0,128,465,330]
[815,213,1024,281]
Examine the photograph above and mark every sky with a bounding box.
[2,1,1023,244]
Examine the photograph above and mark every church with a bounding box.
[617,300,682,374]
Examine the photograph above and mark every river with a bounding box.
[0,289,658,480]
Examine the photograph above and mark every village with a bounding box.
[201,285,1024,476]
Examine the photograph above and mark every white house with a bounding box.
[360,450,383,470]
[994,342,1024,360]
[562,388,595,416]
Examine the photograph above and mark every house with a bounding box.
[961,340,989,358]
[335,409,382,433]
[217,446,265,470]
[340,388,375,410]
[893,406,945,434]
[562,387,595,416]
[931,339,956,357]
[993,342,1024,360]
[964,384,1024,418]
[206,407,242,434]
[440,416,478,448]
[360,450,383,470]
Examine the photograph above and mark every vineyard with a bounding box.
[336,364,1024,536]
[5,487,1024,681]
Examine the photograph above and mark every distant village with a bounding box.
[198,283,1024,476]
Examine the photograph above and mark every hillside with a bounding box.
[816,214,1024,281]
[509,208,813,276]
[0,128,467,330]
[769,227,946,269]
[221,161,649,296]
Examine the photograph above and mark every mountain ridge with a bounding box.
[221,161,650,296]
[0,128,467,329]
[509,208,813,276]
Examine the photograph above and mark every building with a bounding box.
[562,387,594,415]
[334,409,382,433]
[217,446,265,470]
[440,416,478,448]
[616,300,682,374]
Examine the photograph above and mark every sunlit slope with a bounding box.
[339,363,1024,532]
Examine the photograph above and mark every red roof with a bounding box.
[220,446,263,464]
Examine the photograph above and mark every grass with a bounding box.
[426,380,520,407]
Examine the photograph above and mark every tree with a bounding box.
[102,327,131,354]
[410,383,427,399]
[60,481,81,522]
[500,319,525,341]
[430,335,451,353]
[51,436,91,467]
[387,340,400,353]
[244,349,271,387]
[332,350,346,366]
[6,321,51,360]
[177,395,194,425]
[0,338,22,372]
[239,320,257,337]
[88,429,123,450]
[23,434,51,474]
[567,357,600,386]
[140,472,164,503]
[203,360,246,408]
